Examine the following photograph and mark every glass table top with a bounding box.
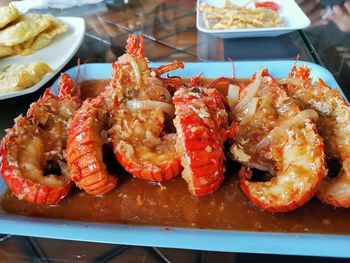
[0,0,349,262]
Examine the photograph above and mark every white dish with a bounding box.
[0,17,85,100]
[196,0,311,38]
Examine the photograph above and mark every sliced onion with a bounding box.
[227,84,240,109]
[280,109,318,128]
[118,54,141,86]
[245,98,258,117]
[256,109,319,149]
[234,69,264,114]
[127,100,175,116]
[238,98,259,124]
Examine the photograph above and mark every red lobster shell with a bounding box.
[173,84,229,197]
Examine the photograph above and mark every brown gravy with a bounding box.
[1,79,350,235]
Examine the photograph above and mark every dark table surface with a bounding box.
[0,0,349,262]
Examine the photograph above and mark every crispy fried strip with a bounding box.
[198,2,283,29]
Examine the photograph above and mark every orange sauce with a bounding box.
[80,79,110,100]
[1,79,350,234]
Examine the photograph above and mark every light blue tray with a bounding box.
[1,61,349,258]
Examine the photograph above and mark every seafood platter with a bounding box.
[0,35,350,256]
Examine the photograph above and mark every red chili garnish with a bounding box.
[255,1,279,11]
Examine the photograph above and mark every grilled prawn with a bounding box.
[0,74,80,204]
[286,64,350,208]
[229,69,326,212]
[66,96,117,195]
[173,76,230,197]
[110,108,181,182]
[108,35,183,182]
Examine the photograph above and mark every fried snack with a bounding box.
[16,15,68,56]
[0,46,15,57]
[0,14,68,58]
[198,1,283,29]
[0,6,20,29]
[0,62,52,94]
[0,13,51,46]
[0,41,35,58]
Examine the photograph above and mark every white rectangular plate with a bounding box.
[0,17,85,100]
[197,0,311,38]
